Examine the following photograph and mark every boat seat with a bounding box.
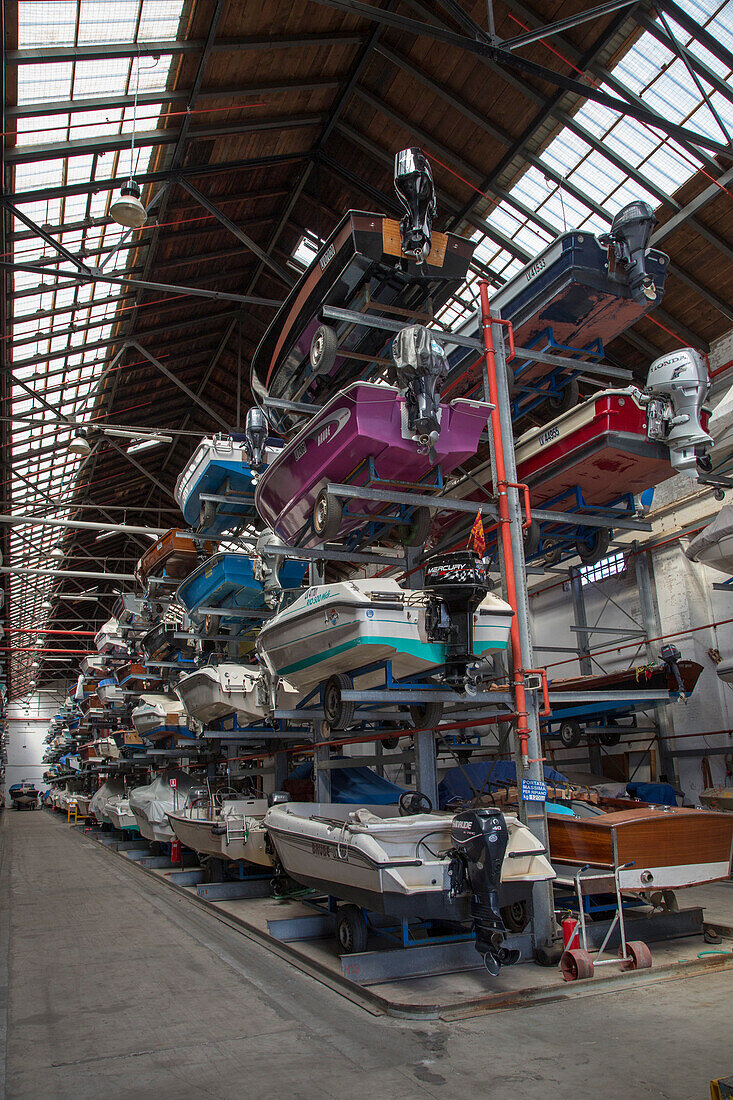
[349,808,384,825]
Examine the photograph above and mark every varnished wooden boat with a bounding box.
[135,529,212,587]
[548,804,733,889]
[550,660,703,697]
[699,787,733,813]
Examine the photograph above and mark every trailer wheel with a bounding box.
[558,719,582,748]
[547,378,579,415]
[400,506,432,547]
[501,899,528,933]
[599,724,621,746]
[408,700,443,729]
[336,904,368,954]
[323,673,354,730]
[310,324,338,375]
[199,499,217,531]
[619,940,652,971]
[576,527,611,565]
[523,519,541,557]
[544,540,562,566]
[382,736,400,750]
[313,490,343,541]
[560,948,595,981]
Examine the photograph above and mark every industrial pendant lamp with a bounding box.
[110,56,146,229]
[68,428,91,457]
[110,179,146,228]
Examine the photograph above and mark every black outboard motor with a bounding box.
[245,407,269,470]
[392,325,448,448]
[394,147,437,261]
[660,642,686,697]
[602,200,658,303]
[424,551,489,689]
[450,808,520,975]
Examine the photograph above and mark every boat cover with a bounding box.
[285,759,407,804]
[129,771,195,826]
[686,506,733,564]
[625,780,678,806]
[438,761,568,810]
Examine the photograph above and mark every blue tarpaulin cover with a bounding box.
[438,760,568,809]
[287,759,406,804]
[626,781,678,806]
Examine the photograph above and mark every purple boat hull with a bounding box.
[254,382,490,546]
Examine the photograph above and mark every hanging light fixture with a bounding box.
[110,56,146,229]
[41,599,53,610]
[110,179,147,229]
[68,427,91,457]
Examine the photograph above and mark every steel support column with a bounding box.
[634,547,679,784]
[570,568,603,773]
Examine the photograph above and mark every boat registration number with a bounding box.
[312,841,332,859]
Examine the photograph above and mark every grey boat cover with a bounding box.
[128,770,194,826]
[685,506,733,562]
[89,777,124,818]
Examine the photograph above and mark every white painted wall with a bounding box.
[5,686,65,806]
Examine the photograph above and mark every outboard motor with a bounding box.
[392,325,448,448]
[254,527,290,608]
[660,642,687,700]
[644,347,712,478]
[245,407,269,470]
[424,551,489,689]
[394,147,436,261]
[601,200,658,303]
[450,808,520,975]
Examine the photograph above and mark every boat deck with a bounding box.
[4,808,733,1098]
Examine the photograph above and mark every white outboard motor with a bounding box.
[392,324,448,448]
[394,147,436,261]
[644,347,712,478]
[254,526,290,608]
[601,201,658,303]
[245,407,269,471]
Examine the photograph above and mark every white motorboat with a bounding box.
[80,655,108,679]
[97,677,124,708]
[265,801,554,968]
[167,795,272,867]
[69,793,92,817]
[131,693,186,740]
[94,617,130,658]
[686,506,733,575]
[105,796,138,831]
[707,381,733,474]
[175,664,301,725]
[129,770,196,844]
[256,574,513,696]
[716,656,733,684]
[89,778,125,823]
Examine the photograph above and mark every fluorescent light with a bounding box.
[94,530,117,542]
[127,436,170,454]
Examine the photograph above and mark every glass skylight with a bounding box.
[7,0,186,697]
[436,0,733,333]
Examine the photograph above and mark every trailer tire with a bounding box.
[558,719,582,748]
[323,673,354,730]
[547,378,579,415]
[199,499,217,531]
[409,701,443,729]
[599,724,621,746]
[400,507,432,547]
[336,904,368,954]
[501,900,528,933]
[313,490,343,542]
[576,527,611,565]
[523,519,541,557]
[310,324,338,375]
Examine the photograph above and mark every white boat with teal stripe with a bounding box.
[255,578,512,696]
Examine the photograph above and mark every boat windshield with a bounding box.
[277,587,305,612]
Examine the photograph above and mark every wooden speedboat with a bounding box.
[135,529,212,587]
[250,209,475,438]
[547,803,733,889]
[550,661,703,697]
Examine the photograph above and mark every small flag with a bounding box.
[470,509,485,557]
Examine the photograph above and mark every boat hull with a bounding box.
[265,803,554,919]
[176,665,264,724]
[176,553,306,622]
[255,382,490,547]
[167,800,271,866]
[174,437,258,534]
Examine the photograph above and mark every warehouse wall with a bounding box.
[5,687,64,806]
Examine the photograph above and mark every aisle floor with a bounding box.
[1,809,732,1099]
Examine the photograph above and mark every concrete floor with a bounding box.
[1,811,732,1100]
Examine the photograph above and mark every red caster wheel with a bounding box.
[560,948,595,982]
[619,940,652,971]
